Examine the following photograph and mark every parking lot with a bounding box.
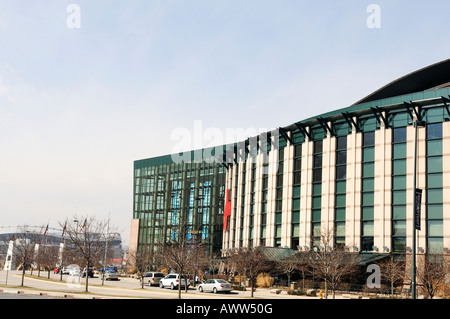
[0,270,309,299]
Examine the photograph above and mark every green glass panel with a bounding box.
[292,131,305,145]
[293,198,301,210]
[293,185,301,198]
[427,139,442,156]
[362,162,375,177]
[391,113,409,128]
[427,189,443,204]
[276,212,282,224]
[362,147,375,162]
[335,222,345,237]
[427,123,442,140]
[362,221,374,236]
[261,226,266,238]
[393,221,406,236]
[425,107,444,124]
[362,178,374,192]
[427,157,442,173]
[427,173,442,189]
[427,204,443,219]
[361,207,374,221]
[392,190,406,205]
[392,205,406,220]
[312,210,321,222]
[392,159,407,175]
[335,208,346,221]
[334,194,345,208]
[392,176,407,190]
[292,211,300,222]
[276,225,282,237]
[312,196,321,209]
[334,122,350,137]
[362,192,374,206]
[312,223,321,237]
[428,220,443,237]
[392,143,407,159]
[335,181,346,194]
[292,224,299,237]
[313,183,322,195]
[361,119,378,133]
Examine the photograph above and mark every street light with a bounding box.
[412,119,425,299]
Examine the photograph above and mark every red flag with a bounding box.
[43,223,49,236]
[223,189,232,231]
[61,222,67,238]
[79,218,87,232]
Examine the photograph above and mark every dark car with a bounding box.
[82,267,94,278]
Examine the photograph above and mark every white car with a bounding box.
[140,272,165,286]
[104,270,120,281]
[198,279,233,293]
[69,267,81,277]
[159,274,190,290]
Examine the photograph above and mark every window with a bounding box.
[361,131,375,251]
[391,126,407,252]
[291,145,302,248]
[426,122,443,252]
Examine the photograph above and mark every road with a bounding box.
[0,270,310,299]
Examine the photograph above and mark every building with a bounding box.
[131,59,450,261]
[130,148,227,256]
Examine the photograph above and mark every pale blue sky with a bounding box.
[1,0,450,245]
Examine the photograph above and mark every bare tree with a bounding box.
[13,225,40,286]
[189,242,209,287]
[417,251,448,299]
[208,252,224,278]
[380,253,405,296]
[36,244,59,279]
[59,216,114,292]
[227,247,270,297]
[276,254,298,288]
[308,229,358,299]
[295,251,311,292]
[157,223,196,299]
[129,248,157,289]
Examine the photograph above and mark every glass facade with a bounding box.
[133,153,226,255]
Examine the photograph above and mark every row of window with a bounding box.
[225,122,445,253]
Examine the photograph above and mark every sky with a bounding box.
[1,0,450,247]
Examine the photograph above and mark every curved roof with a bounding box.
[353,58,450,105]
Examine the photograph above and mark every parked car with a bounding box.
[63,264,79,275]
[104,270,120,281]
[140,272,165,286]
[61,267,71,274]
[159,273,190,290]
[53,267,60,274]
[82,267,94,278]
[69,267,81,277]
[197,279,232,293]
[100,266,118,273]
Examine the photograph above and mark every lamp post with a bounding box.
[412,119,425,299]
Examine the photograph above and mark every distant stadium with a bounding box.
[0,225,123,270]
